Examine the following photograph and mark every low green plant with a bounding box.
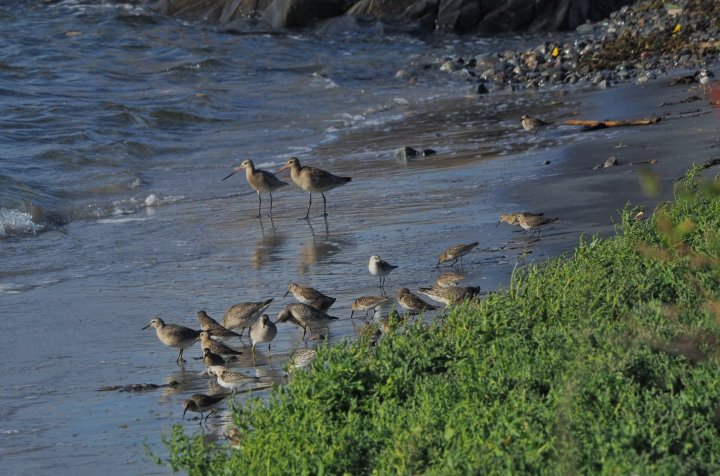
[158,173,720,475]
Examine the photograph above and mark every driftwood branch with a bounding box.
[564,117,662,131]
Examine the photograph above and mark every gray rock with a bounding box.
[261,0,351,29]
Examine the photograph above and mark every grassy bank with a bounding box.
[159,169,720,474]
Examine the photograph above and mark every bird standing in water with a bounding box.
[276,157,351,219]
[222,159,288,217]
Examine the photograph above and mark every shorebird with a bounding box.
[396,288,437,315]
[288,348,317,371]
[285,283,336,312]
[199,331,243,357]
[497,211,546,230]
[182,393,231,421]
[521,114,551,135]
[350,296,391,319]
[435,271,465,288]
[698,68,715,91]
[249,314,277,364]
[208,365,260,391]
[276,157,351,219]
[417,285,481,308]
[368,255,398,294]
[203,347,226,370]
[196,310,241,341]
[276,303,338,340]
[514,213,558,237]
[142,318,201,364]
[223,298,273,337]
[222,159,288,217]
[437,242,478,268]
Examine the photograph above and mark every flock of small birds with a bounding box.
[142,116,559,424]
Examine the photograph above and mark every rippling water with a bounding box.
[0,1,586,474]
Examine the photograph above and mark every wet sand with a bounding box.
[2,75,719,475]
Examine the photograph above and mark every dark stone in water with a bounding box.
[97,380,181,393]
[395,146,419,160]
[422,149,437,156]
[475,82,489,94]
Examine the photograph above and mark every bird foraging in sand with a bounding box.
[350,295,391,319]
[435,271,465,288]
[284,283,336,312]
[222,298,273,337]
[437,242,478,268]
[497,211,547,232]
[182,393,231,421]
[208,366,260,391]
[199,331,243,357]
[222,159,288,217]
[521,114,551,135]
[196,310,241,341]
[417,285,481,308]
[513,213,558,237]
[276,303,338,340]
[276,157,351,219]
[396,288,437,315]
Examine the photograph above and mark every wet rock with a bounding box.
[404,0,440,31]
[395,146,419,160]
[422,149,437,156]
[261,0,352,29]
[604,156,618,168]
[475,82,489,94]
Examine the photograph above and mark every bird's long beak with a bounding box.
[495,220,501,228]
[221,169,239,181]
[276,164,289,174]
[283,289,290,298]
[182,406,188,420]
[142,324,150,330]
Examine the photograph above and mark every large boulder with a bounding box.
[147,0,636,32]
[261,0,356,28]
[149,0,273,23]
[346,0,417,17]
[404,0,440,31]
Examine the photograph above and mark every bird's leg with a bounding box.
[303,193,312,220]
[364,310,370,319]
[256,192,262,218]
[321,193,328,217]
[176,348,185,365]
[252,345,257,367]
[350,310,355,319]
[302,324,308,340]
[268,192,274,217]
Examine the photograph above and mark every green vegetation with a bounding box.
[159,170,720,474]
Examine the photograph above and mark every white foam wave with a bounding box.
[0,208,44,238]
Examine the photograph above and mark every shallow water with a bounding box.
[0,1,593,474]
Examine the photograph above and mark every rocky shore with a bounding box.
[145,0,720,94]
[399,0,720,93]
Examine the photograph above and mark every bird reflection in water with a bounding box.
[252,216,286,270]
[298,217,341,276]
